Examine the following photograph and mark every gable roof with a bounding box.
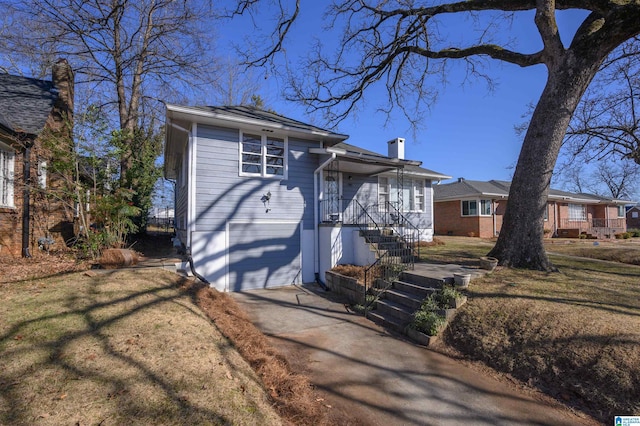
[0,73,58,136]
[166,104,349,142]
[434,179,632,205]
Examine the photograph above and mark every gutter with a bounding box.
[22,143,33,258]
[313,152,336,289]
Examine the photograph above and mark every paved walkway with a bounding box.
[232,284,597,426]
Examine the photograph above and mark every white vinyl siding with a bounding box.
[462,199,491,216]
[568,204,586,221]
[0,146,15,207]
[240,132,287,178]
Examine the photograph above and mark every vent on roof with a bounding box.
[458,177,465,182]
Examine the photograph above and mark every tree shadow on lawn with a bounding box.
[0,270,262,425]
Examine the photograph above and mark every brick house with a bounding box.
[0,59,75,257]
[434,179,630,239]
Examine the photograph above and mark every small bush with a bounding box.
[414,238,445,247]
[630,229,640,238]
[615,232,632,239]
[419,295,440,312]
[410,310,447,336]
[433,285,463,309]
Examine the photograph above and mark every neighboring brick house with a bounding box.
[0,59,74,257]
[627,205,640,229]
[434,179,630,239]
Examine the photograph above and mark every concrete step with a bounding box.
[375,299,413,323]
[383,288,423,311]
[399,270,447,289]
[392,280,438,299]
[367,310,406,334]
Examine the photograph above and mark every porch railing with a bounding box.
[558,218,626,230]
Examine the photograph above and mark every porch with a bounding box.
[557,218,627,239]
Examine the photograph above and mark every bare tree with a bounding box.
[557,157,639,200]
[0,0,219,182]
[233,0,640,271]
[564,37,640,165]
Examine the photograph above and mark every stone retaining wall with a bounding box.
[325,271,366,305]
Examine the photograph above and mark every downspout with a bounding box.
[22,143,33,258]
[314,152,336,289]
[553,201,558,236]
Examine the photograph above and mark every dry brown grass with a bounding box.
[182,281,337,425]
[545,238,640,266]
[0,268,284,425]
[330,264,366,283]
[427,237,640,423]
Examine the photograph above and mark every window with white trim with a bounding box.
[461,199,492,216]
[240,132,287,178]
[37,160,47,189]
[377,177,426,212]
[568,204,586,221]
[632,211,639,219]
[0,145,15,207]
[378,177,389,205]
[617,205,625,218]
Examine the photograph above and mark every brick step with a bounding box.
[367,311,406,334]
[375,299,413,323]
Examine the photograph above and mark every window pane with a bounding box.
[242,142,261,154]
[243,134,261,144]
[242,154,261,164]
[266,156,284,166]
[266,166,283,175]
[462,200,477,216]
[480,199,491,215]
[242,164,261,174]
[569,204,586,221]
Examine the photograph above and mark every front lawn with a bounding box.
[0,268,283,425]
[422,237,640,423]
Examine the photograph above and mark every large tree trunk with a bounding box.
[488,53,604,271]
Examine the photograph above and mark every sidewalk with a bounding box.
[232,284,598,426]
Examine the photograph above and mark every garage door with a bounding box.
[228,222,301,291]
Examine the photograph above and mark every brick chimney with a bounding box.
[388,137,405,159]
[51,58,74,129]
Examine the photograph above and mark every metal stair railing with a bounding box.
[319,198,419,316]
[384,201,422,266]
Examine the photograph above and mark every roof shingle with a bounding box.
[0,73,58,136]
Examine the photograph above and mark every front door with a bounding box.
[323,171,342,221]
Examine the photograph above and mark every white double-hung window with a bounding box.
[568,204,586,221]
[378,177,425,212]
[240,132,287,178]
[0,143,15,207]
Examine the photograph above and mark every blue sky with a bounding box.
[214,3,589,184]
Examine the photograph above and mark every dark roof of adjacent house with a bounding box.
[167,104,349,141]
[0,73,58,136]
[332,142,451,180]
[434,179,632,204]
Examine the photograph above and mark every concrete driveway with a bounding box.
[232,284,597,426]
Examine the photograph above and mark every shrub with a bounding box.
[630,229,640,238]
[410,310,447,336]
[433,285,463,309]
